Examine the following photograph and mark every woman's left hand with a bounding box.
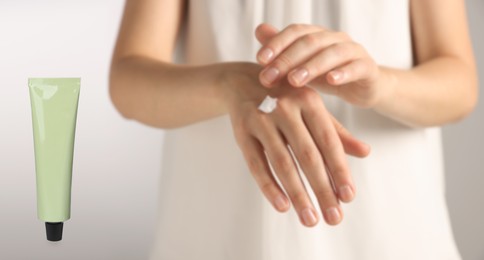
[255,23,389,108]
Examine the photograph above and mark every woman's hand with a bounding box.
[219,62,370,227]
[255,23,390,108]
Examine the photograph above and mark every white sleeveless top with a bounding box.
[150,1,462,259]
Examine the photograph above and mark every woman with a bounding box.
[110,0,478,259]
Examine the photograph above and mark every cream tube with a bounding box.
[28,78,80,241]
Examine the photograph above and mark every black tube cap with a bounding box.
[45,222,63,242]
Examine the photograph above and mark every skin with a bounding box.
[256,0,478,127]
[222,66,368,226]
[110,0,478,227]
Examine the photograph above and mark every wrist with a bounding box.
[215,62,261,112]
[372,67,398,113]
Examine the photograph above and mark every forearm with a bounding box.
[374,57,478,127]
[109,56,235,128]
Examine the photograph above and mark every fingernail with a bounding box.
[261,67,279,84]
[325,207,341,225]
[290,68,309,86]
[330,70,343,83]
[274,196,288,211]
[301,208,318,226]
[258,48,274,64]
[339,185,354,202]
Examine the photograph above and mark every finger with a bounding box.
[329,114,371,158]
[275,109,343,226]
[254,119,320,227]
[326,58,375,86]
[288,42,362,87]
[259,31,342,87]
[255,23,279,46]
[237,134,290,212]
[256,24,322,66]
[301,97,356,204]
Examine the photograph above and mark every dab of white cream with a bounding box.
[258,95,278,113]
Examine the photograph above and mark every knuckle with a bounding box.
[336,31,351,40]
[246,155,262,174]
[259,180,274,195]
[333,119,345,133]
[354,42,366,53]
[291,190,309,204]
[331,43,352,59]
[288,23,305,33]
[265,39,284,56]
[331,164,350,178]
[318,30,333,40]
[354,60,369,77]
[273,54,293,70]
[234,133,246,147]
[236,121,250,134]
[274,97,293,115]
[314,188,336,201]
[300,33,319,47]
[351,42,366,57]
[304,101,320,113]
[273,154,293,173]
[320,130,338,149]
[276,96,291,107]
[231,122,243,137]
[298,87,320,104]
[299,147,321,167]
[251,112,271,127]
[233,129,249,146]
[360,59,375,75]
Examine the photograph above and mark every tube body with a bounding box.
[29,78,80,228]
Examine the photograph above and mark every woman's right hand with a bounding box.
[218,62,370,227]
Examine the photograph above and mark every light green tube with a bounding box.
[28,78,80,242]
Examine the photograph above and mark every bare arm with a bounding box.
[374,0,478,127]
[254,0,478,128]
[110,0,229,128]
[109,0,371,227]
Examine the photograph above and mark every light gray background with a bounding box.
[0,1,482,259]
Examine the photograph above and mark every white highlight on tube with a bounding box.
[258,95,278,113]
